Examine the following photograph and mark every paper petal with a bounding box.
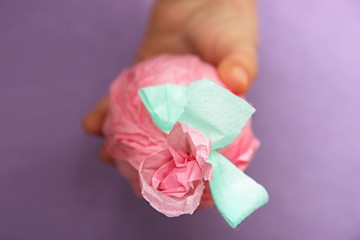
[167,122,212,180]
[208,151,269,228]
[139,84,188,133]
[139,149,205,217]
[179,79,255,150]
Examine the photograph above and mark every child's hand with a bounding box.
[83,0,258,164]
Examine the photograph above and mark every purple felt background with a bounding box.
[1,0,359,239]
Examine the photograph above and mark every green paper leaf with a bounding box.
[179,79,255,149]
[139,79,255,149]
[139,84,188,133]
[208,151,269,228]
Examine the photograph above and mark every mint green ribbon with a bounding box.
[139,79,268,228]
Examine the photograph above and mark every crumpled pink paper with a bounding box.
[139,122,211,216]
[103,54,260,212]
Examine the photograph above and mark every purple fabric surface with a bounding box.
[1,0,359,239]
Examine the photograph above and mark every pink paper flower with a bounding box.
[103,54,260,210]
[139,122,212,217]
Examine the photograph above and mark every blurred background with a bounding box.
[1,0,359,239]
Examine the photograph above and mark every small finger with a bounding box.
[99,144,115,165]
[82,96,109,135]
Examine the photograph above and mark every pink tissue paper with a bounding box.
[103,54,260,214]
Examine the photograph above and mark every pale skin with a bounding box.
[82,0,258,164]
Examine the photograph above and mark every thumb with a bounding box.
[185,0,258,94]
[217,44,257,94]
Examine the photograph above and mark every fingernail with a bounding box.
[228,65,249,93]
